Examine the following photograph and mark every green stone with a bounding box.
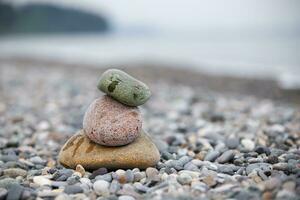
[97,69,151,106]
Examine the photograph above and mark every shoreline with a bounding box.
[1,56,299,105]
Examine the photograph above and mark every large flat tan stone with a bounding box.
[58,130,160,170]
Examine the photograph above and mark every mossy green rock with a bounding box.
[97,69,151,106]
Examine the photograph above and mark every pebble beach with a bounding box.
[0,61,299,200]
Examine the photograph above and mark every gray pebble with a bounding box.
[217,150,235,164]
[0,178,18,189]
[217,165,235,175]
[204,150,220,162]
[191,181,208,192]
[125,170,134,183]
[109,180,120,194]
[6,184,23,200]
[53,169,73,181]
[184,162,199,171]
[161,151,174,160]
[95,173,112,182]
[29,156,46,165]
[51,181,68,188]
[66,175,80,185]
[133,182,149,193]
[226,138,239,149]
[177,156,192,167]
[177,172,192,185]
[246,163,272,175]
[0,188,7,200]
[133,172,145,182]
[64,185,83,194]
[0,155,18,162]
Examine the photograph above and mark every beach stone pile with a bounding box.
[1,65,299,200]
[58,69,160,170]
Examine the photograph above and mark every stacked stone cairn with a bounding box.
[58,69,160,170]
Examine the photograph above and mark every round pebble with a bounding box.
[83,96,142,146]
[93,180,110,196]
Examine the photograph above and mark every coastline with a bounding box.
[1,56,299,105]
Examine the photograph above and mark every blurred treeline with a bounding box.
[0,2,110,34]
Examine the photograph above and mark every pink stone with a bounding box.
[83,95,142,146]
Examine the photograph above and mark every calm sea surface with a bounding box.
[0,33,299,89]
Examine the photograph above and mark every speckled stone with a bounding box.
[58,130,160,170]
[97,69,151,106]
[83,96,142,146]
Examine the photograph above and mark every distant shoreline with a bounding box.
[1,56,299,105]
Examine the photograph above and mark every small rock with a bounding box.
[3,168,27,178]
[133,172,145,182]
[204,150,220,162]
[29,156,46,165]
[125,170,134,183]
[226,138,239,149]
[145,167,159,181]
[202,174,217,187]
[109,180,120,194]
[246,163,272,175]
[53,169,73,181]
[0,178,18,189]
[6,184,23,200]
[90,168,108,179]
[64,185,83,194]
[115,169,127,184]
[184,162,199,171]
[66,174,80,185]
[264,177,281,190]
[241,139,255,151]
[177,172,192,185]
[95,174,112,182]
[272,162,288,171]
[118,195,136,200]
[191,181,208,192]
[93,180,110,196]
[75,164,85,177]
[217,150,235,164]
[254,146,271,155]
[0,155,18,162]
[33,176,52,186]
[83,96,142,146]
[161,151,174,160]
[97,69,151,106]
[133,182,148,193]
[51,181,68,188]
[0,188,7,200]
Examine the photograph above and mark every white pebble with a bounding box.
[241,139,255,151]
[93,180,110,196]
[118,195,135,200]
[33,176,52,186]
